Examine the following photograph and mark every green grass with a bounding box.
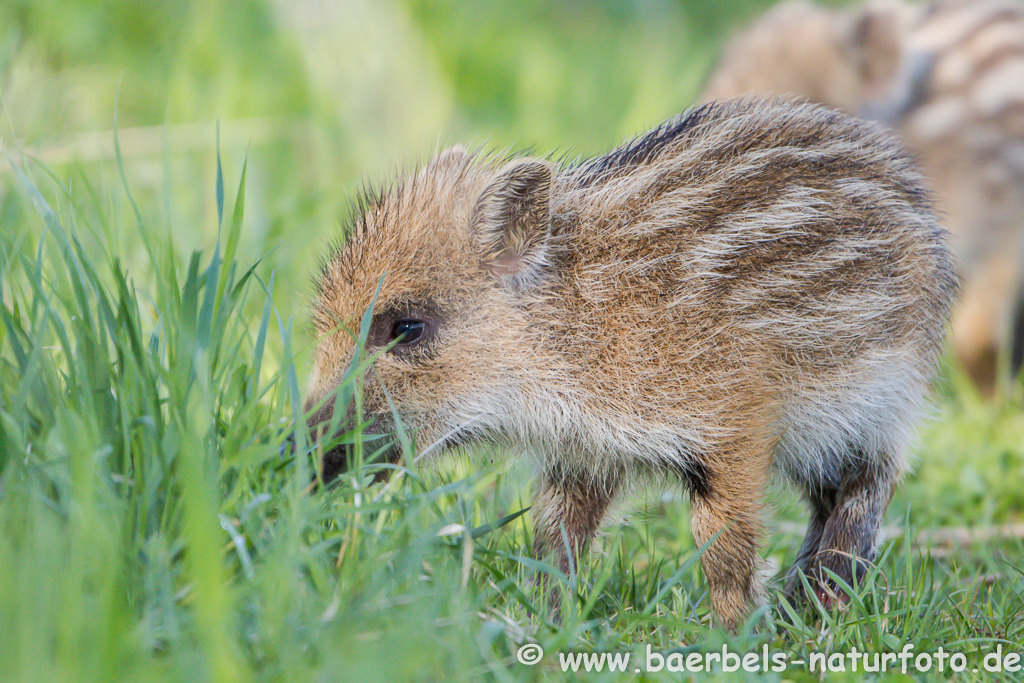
[1,1,1023,681]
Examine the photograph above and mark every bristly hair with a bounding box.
[322,103,733,289]
[319,143,532,261]
[312,96,855,305]
[570,100,731,186]
[311,176,393,296]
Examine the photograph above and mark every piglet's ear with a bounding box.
[471,157,554,291]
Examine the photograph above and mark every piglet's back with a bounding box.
[543,100,955,394]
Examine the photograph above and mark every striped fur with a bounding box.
[704,0,1024,393]
[305,99,956,629]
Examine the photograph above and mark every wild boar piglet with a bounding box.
[305,98,956,629]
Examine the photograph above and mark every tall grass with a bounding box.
[0,145,581,682]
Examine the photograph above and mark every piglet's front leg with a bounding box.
[531,466,619,609]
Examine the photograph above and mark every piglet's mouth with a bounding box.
[308,416,402,486]
[301,412,489,486]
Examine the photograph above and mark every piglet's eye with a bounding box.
[390,319,427,345]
